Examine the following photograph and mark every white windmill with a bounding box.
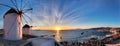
[0,0,32,40]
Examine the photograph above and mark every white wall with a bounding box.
[4,13,22,40]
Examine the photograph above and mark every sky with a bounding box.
[0,0,120,29]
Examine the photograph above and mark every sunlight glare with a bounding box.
[55,26,61,42]
[55,26,61,31]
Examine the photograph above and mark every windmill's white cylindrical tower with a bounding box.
[3,9,22,40]
[23,24,31,34]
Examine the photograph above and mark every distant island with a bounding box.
[0,27,120,31]
[31,27,120,31]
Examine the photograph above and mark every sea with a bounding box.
[31,30,111,42]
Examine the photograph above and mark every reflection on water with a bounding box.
[31,30,111,42]
[55,30,61,42]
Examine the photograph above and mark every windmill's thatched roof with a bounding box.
[23,24,30,28]
[3,8,18,18]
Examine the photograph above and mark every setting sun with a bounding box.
[55,26,61,30]
[31,26,78,30]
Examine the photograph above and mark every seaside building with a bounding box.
[23,24,31,35]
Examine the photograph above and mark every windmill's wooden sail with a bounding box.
[3,8,22,40]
